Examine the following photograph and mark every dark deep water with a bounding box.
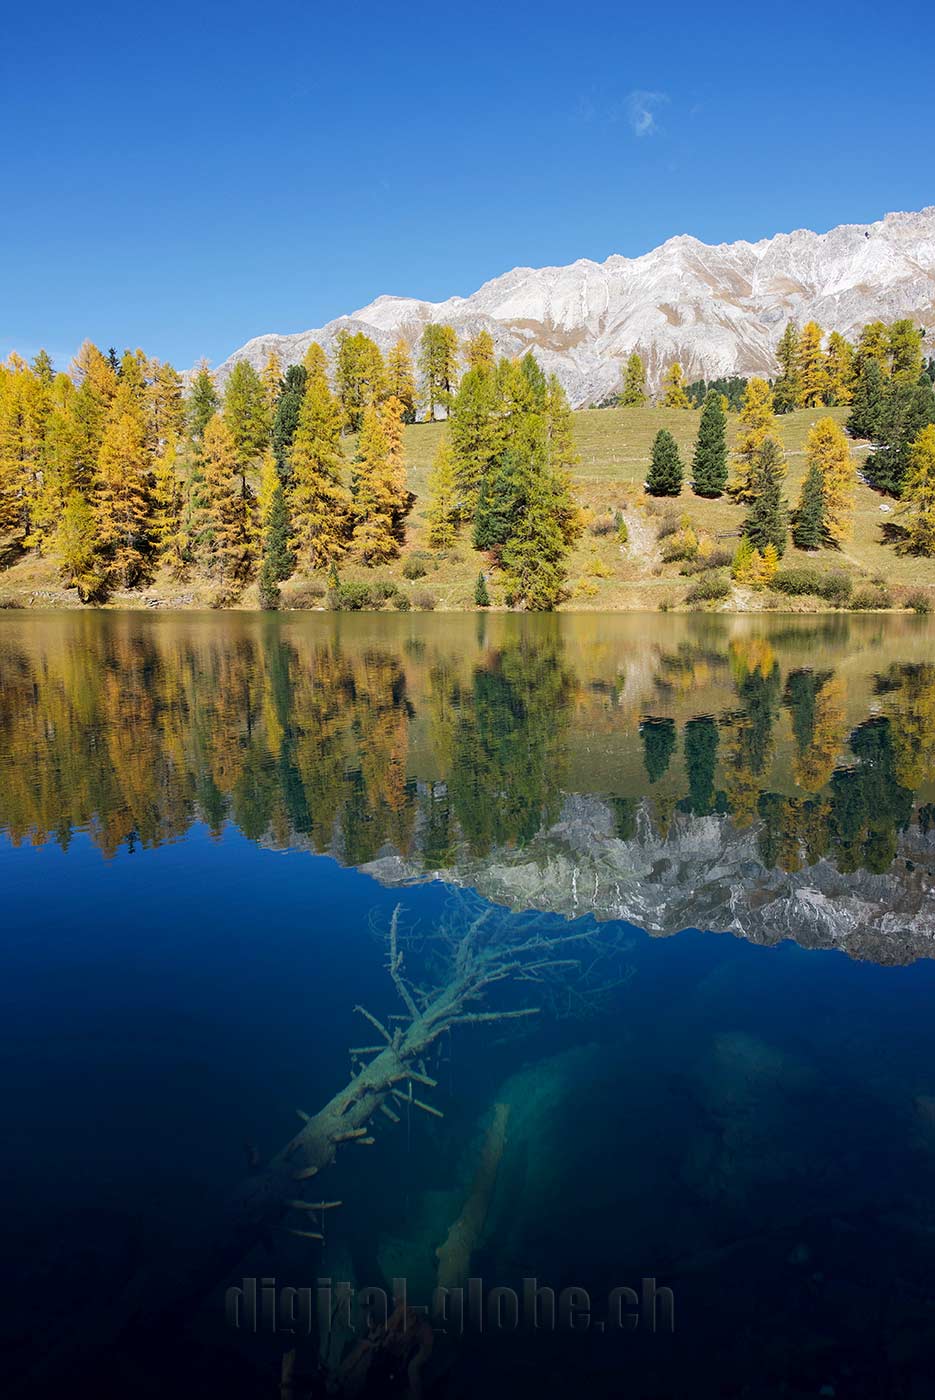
[2,610,935,1399]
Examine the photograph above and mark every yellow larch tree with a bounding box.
[194,413,254,582]
[289,374,351,571]
[150,432,185,574]
[96,406,151,588]
[386,339,417,422]
[427,437,458,547]
[352,398,410,564]
[303,342,329,385]
[148,360,185,449]
[661,362,691,409]
[796,321,827,406]
[824,332,855,405]
[465,329,495,374]
[902,423,935,557]
[0,354,47,540]
[730,378,776,501]
[261,349,283,412]
[804,416,856,544]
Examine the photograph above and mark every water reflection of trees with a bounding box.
[0,622,933,878]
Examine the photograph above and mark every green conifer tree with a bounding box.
[474,571,490,607]
[791,462,826,551]
[773,322,800,414]
[264,484,295,581]
[271,364,308,478]
[743,438,788,556]
[645,428,683,496]
[691,391,728,497]
[848,358,886,441]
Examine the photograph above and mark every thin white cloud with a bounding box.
[625,90,668,137]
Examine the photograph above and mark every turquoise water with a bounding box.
[2,611,935,1398]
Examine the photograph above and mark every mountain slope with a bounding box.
[214,207,935,407]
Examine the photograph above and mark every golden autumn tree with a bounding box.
[194,413,253,582]
[426,437,458,547]
[0,354,47,539]
[55,491,104,600]
[902,423,935,556]
[352,397,410,563]
[386,339,417,423]
[796,321,827,406]
[150,432,185,574]
[730,377,776,501]
[70,341,119,486]
[31,376,84,546]
[147,360,185,449]
[289,374,351,570]
[661,362,691,409]
[855,321,890,375]
[465,329,495,374]
[96,403,151,588]
[824,332,855,405]
[261,349,283,413]
[802,416,856,545]
[302,342,329,385]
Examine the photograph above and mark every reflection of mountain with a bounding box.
[2,612,934,963]
[363,795,935,966]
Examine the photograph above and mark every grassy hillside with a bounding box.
[377,403,934,610]
[1,404,933,612]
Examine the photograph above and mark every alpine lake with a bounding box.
[3,609,935,1399]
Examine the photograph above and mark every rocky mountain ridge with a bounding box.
[214,207,935,406]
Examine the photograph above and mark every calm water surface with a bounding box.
[2,611,935,1398]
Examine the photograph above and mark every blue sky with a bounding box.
[1,0,930,371]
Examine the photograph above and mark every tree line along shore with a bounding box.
[0,318,933,613]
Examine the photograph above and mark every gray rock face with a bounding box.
[359,796,935,966]
[211,207,935,405]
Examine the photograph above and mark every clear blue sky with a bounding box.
[1,0,930,371]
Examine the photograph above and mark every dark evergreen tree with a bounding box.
[847,358,885,441]
[863,379,935,497]
[257,556,280,610]
[272,364,308,480]
[791,462,825,550]
[264,485,295,581]
[640,717,677,784]
[743,438,788,555]
[691,391,728,497]
[645,429,684,496]
[474,571,490,607]
[473,446,520,549]
[685,375,748,410]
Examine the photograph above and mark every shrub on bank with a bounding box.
[850,585,893,611]
[685,573,731,604]
[679,549,733,575]
[287,580,326,608]
[402,555,430,580]
[772,567,852,605]
[905,590,932,614]
[328,580,373,611]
